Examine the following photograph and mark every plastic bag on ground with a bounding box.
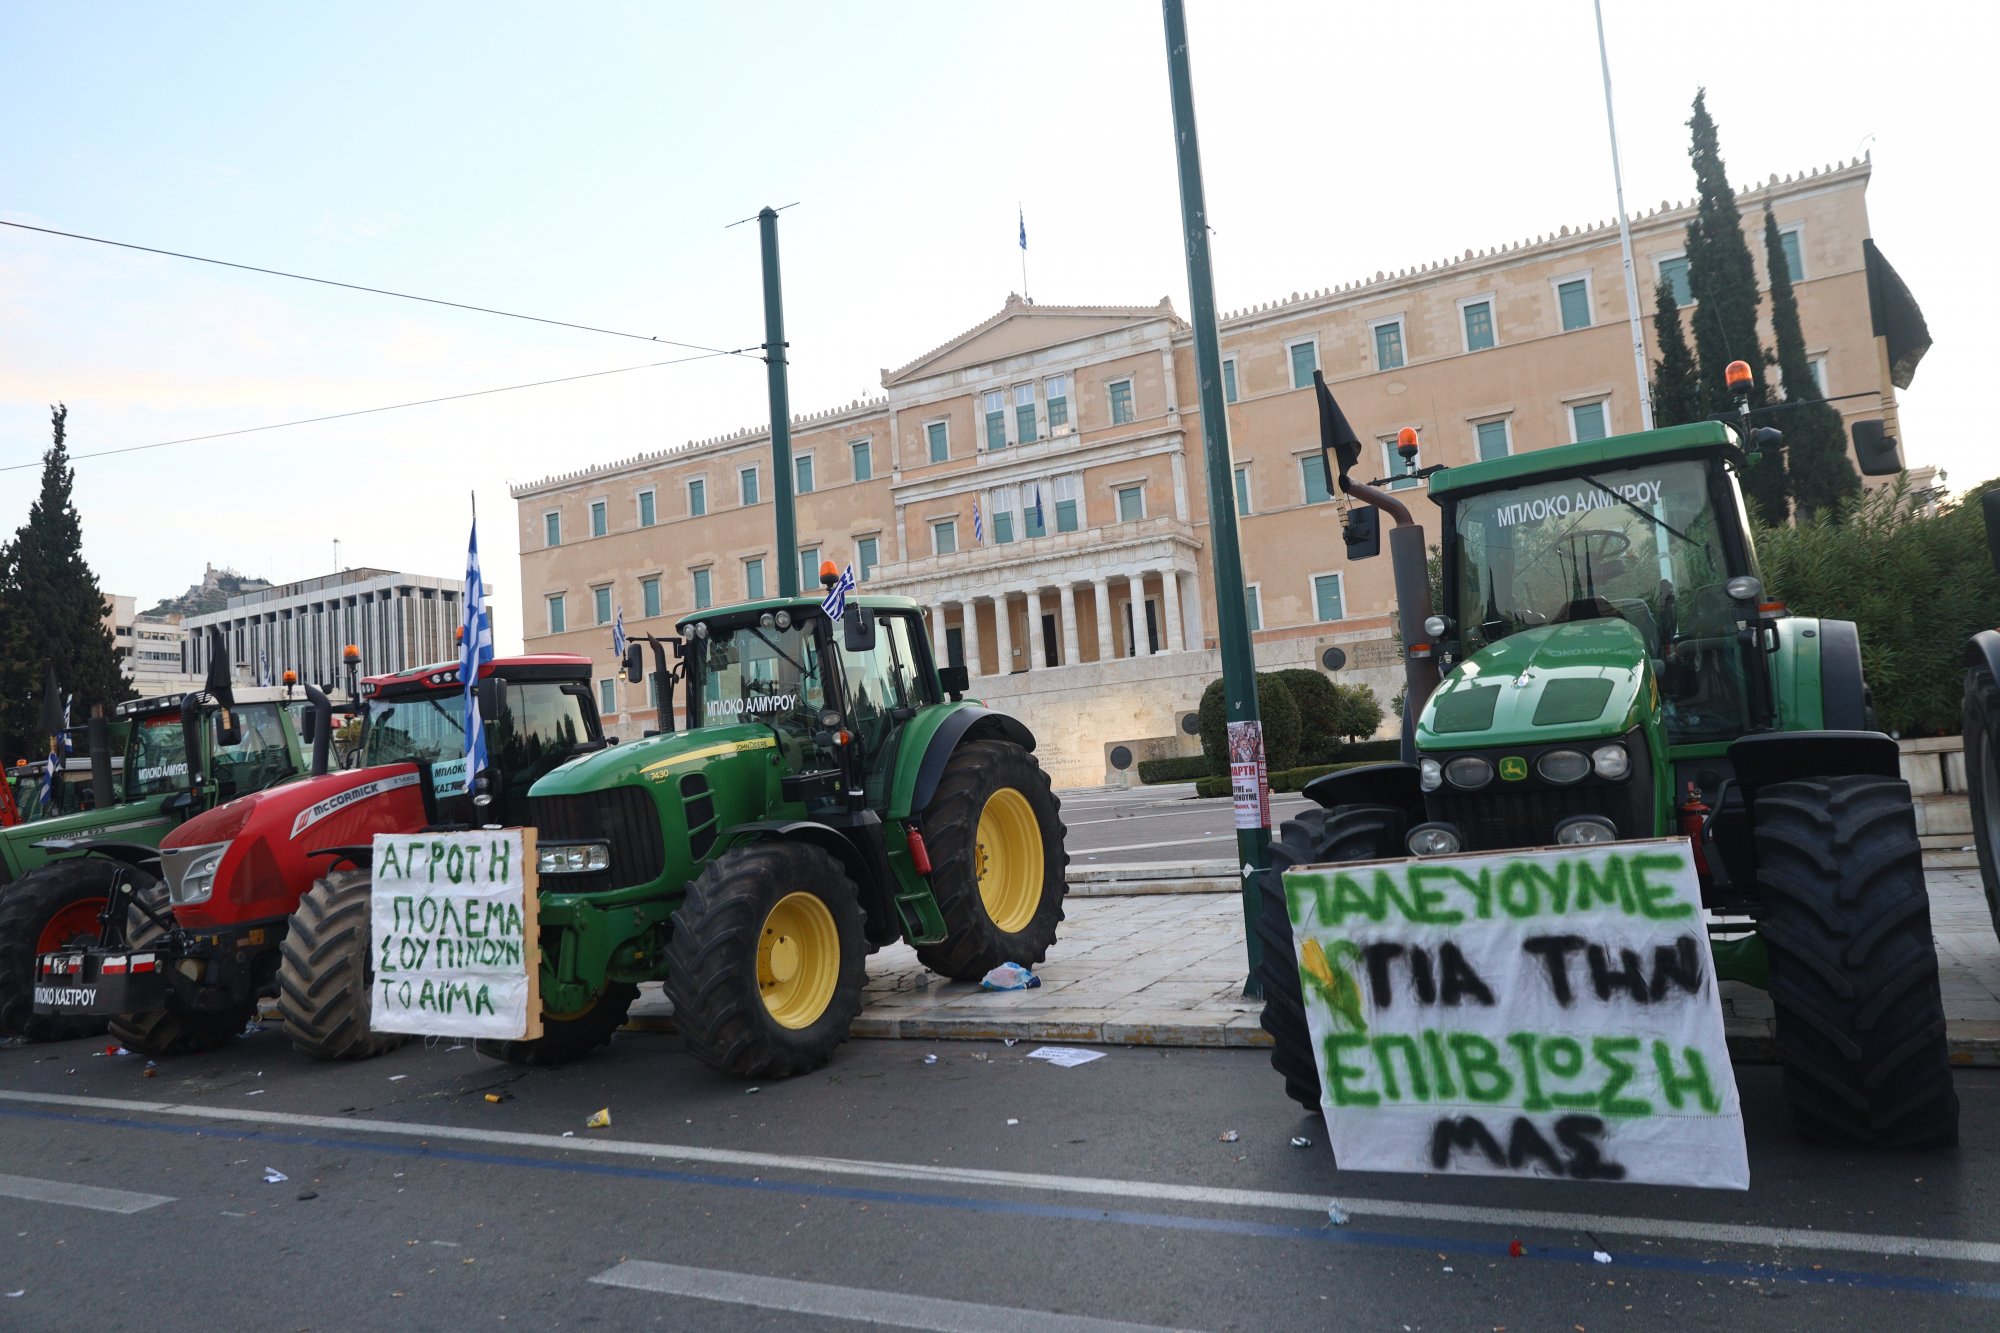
[980,962,1040,992]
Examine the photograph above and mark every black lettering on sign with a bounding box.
[1436,943,1493,1007]
[1522,934,1585,1005]
[1430,1115,1627,1179]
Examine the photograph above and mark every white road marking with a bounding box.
[1072,836,1247,855]
[6,1089,1996,1265]
[0,1171,173,1214]
[1066,800,1313,829]
[590,1260,1188,1332]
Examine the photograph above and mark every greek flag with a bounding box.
[612,605,627,659]
[973,498,985,545]
[1018,207,1027,251]
[459,514,494,796]
[820,563,857,622]
[41,744,58,805]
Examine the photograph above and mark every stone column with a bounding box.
[1181,569,1206,652]
[1093,578,1113,663]
[931,601,949,663]
[962,596,981,679]
[1057,583,1080,667]
[1160,568,1183,655]
[993,592,1013,675]
[1025,588,1044,671]
[1129,572,1154,655]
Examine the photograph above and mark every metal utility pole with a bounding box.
[758,206,799,596]
[1594,0,1655,430]
[1162,0,1268,995]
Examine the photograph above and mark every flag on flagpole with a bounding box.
[258,651,272,688]
[612,605,627,659]
[1018,207,1027,251]
[1033,484,1046,535]
[973,498,985,545]
[40,743,58,806]
[821,564,858,622]
[459,513,495,797]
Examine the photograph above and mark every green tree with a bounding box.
[1650,280,1702,427]
[1682,89,1785,522]
[1762,203,1860,521]
[0,406,128,760]
[1197,673,1301,775]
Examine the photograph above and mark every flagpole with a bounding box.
[1018,203,1029,300]
[1594,0,1655,430]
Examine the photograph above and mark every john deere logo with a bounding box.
[1498,756,1528,782]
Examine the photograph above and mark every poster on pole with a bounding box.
[370,828,543,1041]
[1226,720,1269,831]
[1281,838,1748,1190]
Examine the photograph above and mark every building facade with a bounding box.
[512,158,1898,787]
[102,594,199,692]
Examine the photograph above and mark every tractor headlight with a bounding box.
[1536,749,1590,785]
[536,843,611,875]
[1443,756,1494,790]
[759,613,776,628]
[1407,822,1462,857]
[775,610,792,630]
[1555,815,1619,845]
[1418,757,1443,792]
[692,622,709,639]
[171,843,228,906]
[1591,744,1630,780]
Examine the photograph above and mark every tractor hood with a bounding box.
[1418,618,1657,749]
[531,722,782,797]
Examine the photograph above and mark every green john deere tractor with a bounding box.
[1256,370,1957,1148]
[467,585,1066,1074]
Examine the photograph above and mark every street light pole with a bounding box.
[1594,0,1655,431]
[1162,0,1269,996]
[758,206,798,597]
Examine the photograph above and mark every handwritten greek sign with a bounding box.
[1282,838,1747,1189]
[369,829,542,1041]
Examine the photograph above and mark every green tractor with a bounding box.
[1256,370,1957,1148]
[443,582,1065,1074]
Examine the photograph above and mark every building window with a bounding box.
[1222,356,1239,404]
[590,500,607,538]
[1288,339,1319,389]
[1372,318,1406,371]
[599,678,616,716]
[739,466,760,506]
[742,558,764,601]
[851,439,872,481]
[1054,476,1082,533]
[1475,418,1511,462]
[984,391,1007,450]
[932,519,957,555]
[1045,375,1071,432]
[794,454,814,494]
[544,511,561,548]
[1245,584,1262,633]
[1300,455,1332,505]
[1461,299,1495,352]
[546,594,566,635]
[1656,253,1692,307]
[1233,465,1252,516]
[927,420,949,463]
[992,506,1015,544]
[642,577,661,619]
[690,568,712,610]
[648,671,664,710]
[856,537,878,582]
[1570,399,1609,442]
[1107,379,1134,426]
[1778,225,1804,283]
[1556,277,1592,331]
[1025,488,1047,538]
[798,546,819,591]
[1381,438,1421,491]
[593,586,612,625]
[1007,383,1033,444]
[1116,485,1144,523]
[1313,573,1345,623]
[687,478,706,517]
[1808,356,1828,397]
[637,489,656,528]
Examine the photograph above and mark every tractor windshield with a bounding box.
[1453,458,1751,742]
[692,620,827,750]
[365,680,592,801]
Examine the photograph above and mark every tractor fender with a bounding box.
[900,707,1037,819]
[1724,730,1901,801]
[26,838,163,877]
[714,818,898,944]
[1300,761,1424,815]
[1966,628,2000,683]
[1816,619,1871,731]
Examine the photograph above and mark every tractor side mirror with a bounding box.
[623,642,646,684]
[1850,419,1903,477]
[842,606,877,653]
[1343,506,1381,560]
[213,708,242,749]
[301,708,317,745]
[938,663,969,700]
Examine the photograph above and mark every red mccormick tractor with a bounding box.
[30,655,600,1057]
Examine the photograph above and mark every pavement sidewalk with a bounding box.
[626,864,2000,1067]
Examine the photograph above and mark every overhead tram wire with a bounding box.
[0,219,751,357]
[0,350,736,473]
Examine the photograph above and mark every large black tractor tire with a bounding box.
[664,840,867,1079]
[475,982,640,1068]
[276,869,406,1061]
[1966,664,2000,940]
[1755,775,1959,1148]
[1256,805,1410,1112]
[0,859,122,1042]
[912,740,1068,982]
[109,884,255,1057]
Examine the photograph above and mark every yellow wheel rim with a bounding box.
[759,891,840,1029]
[975,787,1043,934]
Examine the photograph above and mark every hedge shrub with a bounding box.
[1191,759,1377,798]
[1135,755,1213,784]
[1197,674,1301,775]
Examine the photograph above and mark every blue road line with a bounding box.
[5,1102,1996,1301]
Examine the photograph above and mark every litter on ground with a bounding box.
[1289,1136,1312,1148]
[1326,1203,1349,1225]
[979,962,1040,991]
[585,1108,612,1129]
[1592,1251,1613,1264]
[1218,1130,1240,1143]
[1025,1046,1103,1068]
[262,1168,287,1184]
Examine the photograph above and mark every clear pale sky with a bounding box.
[4,1,1993,653]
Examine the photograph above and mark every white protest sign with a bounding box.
[370,829,543,1041]
[1281,837,1748,1190]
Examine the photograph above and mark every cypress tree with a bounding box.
[1650,280,1702,427]
[1762,203,1860,521]
[0,406,129,760]
[1682,90,1786,522]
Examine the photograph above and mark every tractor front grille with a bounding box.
[530,786,666,893]
[1426,784,1631,852]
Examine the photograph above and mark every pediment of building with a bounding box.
[881,295,1182,388]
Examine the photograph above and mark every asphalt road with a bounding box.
[1058,784,1318,868]
[3,1026,1996,1330]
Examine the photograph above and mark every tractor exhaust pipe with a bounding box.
[302,683,333,776]
[88,706,114,809]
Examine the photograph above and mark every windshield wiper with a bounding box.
[1577,474,1705,550]
[746,626,815,680]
